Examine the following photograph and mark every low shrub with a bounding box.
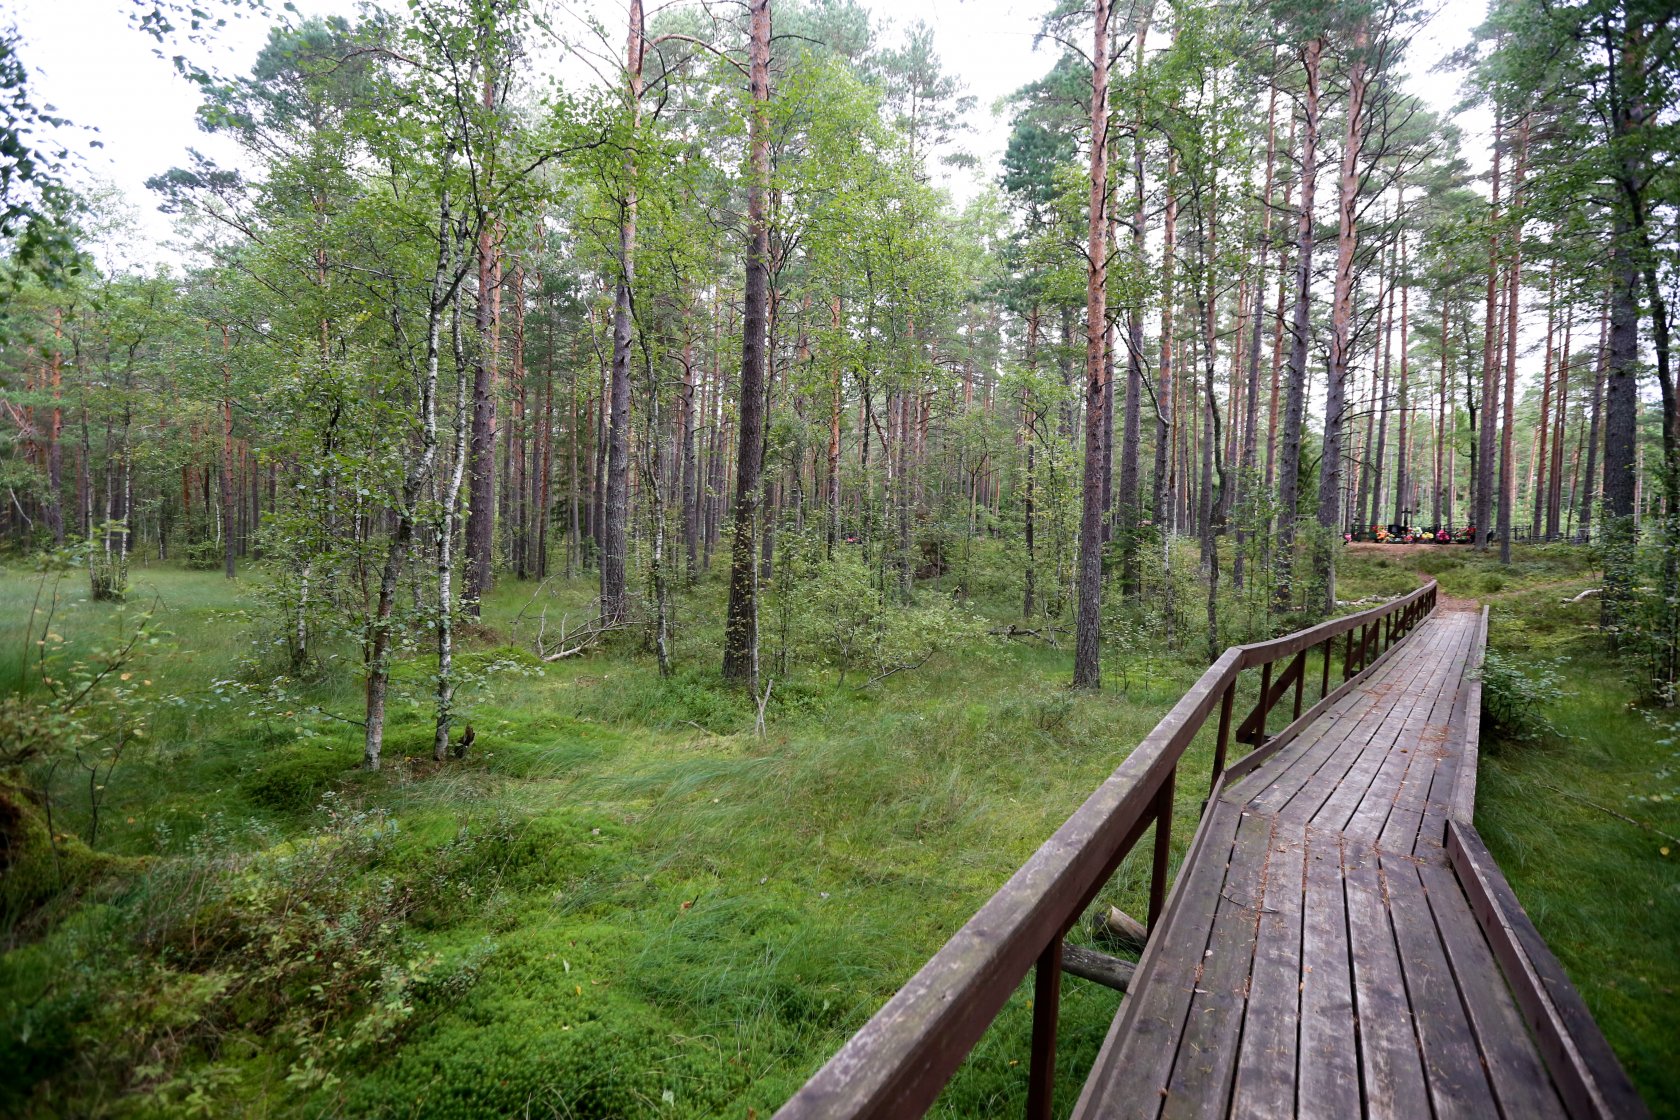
[1479,650,1565,743]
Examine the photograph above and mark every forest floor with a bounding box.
[1,542,1675,1118]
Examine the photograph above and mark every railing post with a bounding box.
[1210,680,1236,792]
[1343,630,1356,680]
[1320,637,1332,698]
[1025,938,1062,1120]
[1253,660,1273,746]
[1292,650,1306,719]
[1149,767,1176,926]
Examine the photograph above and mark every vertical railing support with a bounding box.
[1210,680,1236,792]
[1025,938,1062,1120]
[1253,661,1273,746]
[1149,768,1176,926]
[1291,650,1306,719]
[1321,637,1332,698]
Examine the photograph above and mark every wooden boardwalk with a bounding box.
[777,587,1645,1120]
[1072,608,1642,1120]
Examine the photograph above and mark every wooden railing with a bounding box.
[775,580,1439,1120]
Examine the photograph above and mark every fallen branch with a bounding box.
[754,676,774,740]
[537,611,625,662]
[989,624,1070,643]
[1061,943,1135,992]
[1561,588,1602,604]
[1534,779,1680,846]
[1093,905,1150,953]
[855,652,935,690]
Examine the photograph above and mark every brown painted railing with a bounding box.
[775,580,1438,1120]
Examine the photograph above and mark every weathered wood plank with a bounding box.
[1383,851,1503,1120]
[1447,821,1650,1120]
[1228,817,1306,1120]
[1071,801,1246,1120]
[1295,825,1360,1119]
[1344,838,1432,1119]
[1158,811,1272,1119]
[1417,860,1568,1120]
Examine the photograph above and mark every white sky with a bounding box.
[10,0,1491,266]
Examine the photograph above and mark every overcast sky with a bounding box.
[10,0,1490,267]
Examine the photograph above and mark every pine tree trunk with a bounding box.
[1476,116,1505,550]
[1532,267,1558,537]
[220,324,236,579]
[602,2,643,622]
[1072,0,1110,690]
[1274,39,1320,610]
[1118,11,1153,597]
[722,0,771,688]
[1316,23,1369,609]
[1498,116,1529,563]
[1393,223,1412,526]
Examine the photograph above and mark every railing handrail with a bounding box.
[776,581,1439,1120]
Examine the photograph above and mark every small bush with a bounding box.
[1480,573,1506,594]
[183,540,223,571]
[1479,650,1565,743]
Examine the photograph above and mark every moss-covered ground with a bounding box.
[1,540,1673,1117]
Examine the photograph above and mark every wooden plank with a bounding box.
[1265,631,1446,826]
[1377,614,1478,857]
[1228,817,1306,1120]
[1446,821,1650,1120]
[1158,811,1272,1119]
[1417,860,1568,1120]
[1294,825,1360,1119]
[1071,800,1247,1120]
[1311,638,1452,837]
[1383,851,1503,1120]
[1365,624,1475,850]
[1343,838,1432,1119]
[1446,606,1490,825]
[1222,600,1441,802]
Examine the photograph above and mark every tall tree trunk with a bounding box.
[1547,311,1572,539]
[45,309,64,546]
[1072,0,1110,690]
[1476,115,1505,550]
[1498,116,1529,564]
[1318,24,1370,609]
[1435,300,1450,528]
[465,62,502,618]
[602,2,644,622]
[1119,10,1153,597]
[1234,69,1278,591]
[436,273,471,761]
[1393,221,1412,525]
[722,0,771,688]
[1579,300,1609,537]
[1532,266,1558,537]
[1152,150,1178,535]
[220,324,236,579]
[366,175,451,771]
[1274,38,1320,610]
[1024,304,1041,619]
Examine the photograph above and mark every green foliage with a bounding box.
[1479,650,1566,743]
[182,539,224,572]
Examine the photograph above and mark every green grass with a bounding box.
[2,543,1673,1117]
[0,559,1215,1118]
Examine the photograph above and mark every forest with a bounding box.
[0,0,1676,1116]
